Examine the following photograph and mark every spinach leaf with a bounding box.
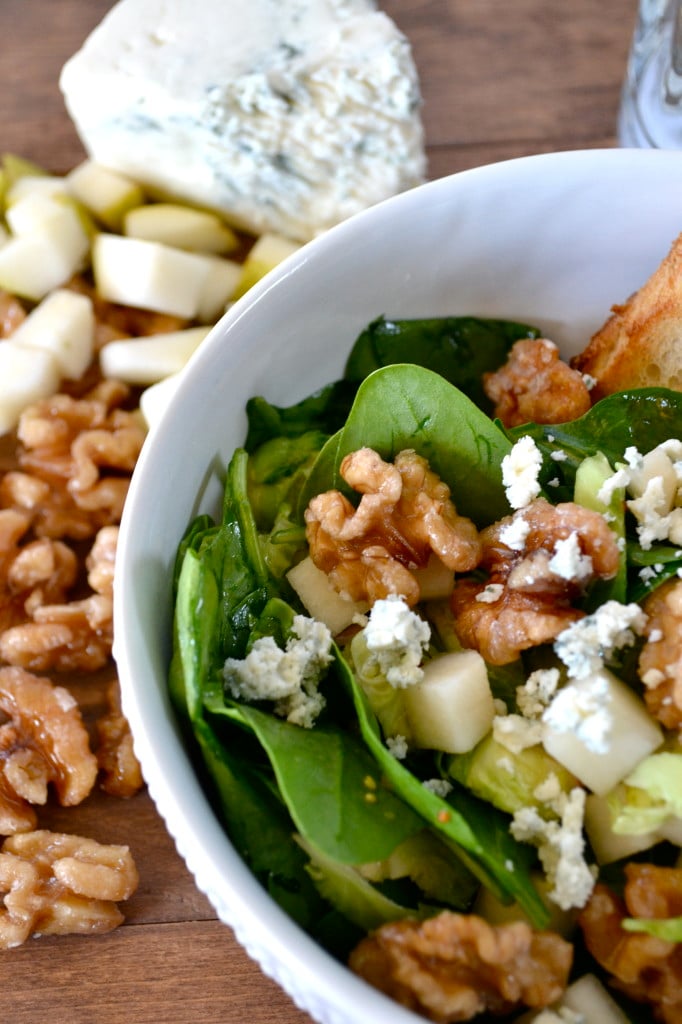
[245,380,359,451]
[332,643,549,927]
[300,364,513,527]
[508,388,682,497]
[345,316,540,413]
[247,431,327,531]
[211,701,425,865]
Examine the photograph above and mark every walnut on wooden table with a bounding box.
[96,679,143,799]
[0,524,117,674]
[0,829,138,949]
[305,447,481,607]
[349,910,572,1023]
[0,666,97,835]
[451,498,621,664]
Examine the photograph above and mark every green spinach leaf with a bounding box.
[345,316,541,413]
[300,365,513,527]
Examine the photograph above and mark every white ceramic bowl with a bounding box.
[114,148,682,1024]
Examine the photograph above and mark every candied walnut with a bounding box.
[638,578,682,733]
[484,338,592,429]
[0,291,26,337]
[0,525,115,674]
[0,667,97,835]
[7,383,145,540]
[96,680,144,798]
[0,829,138,948]
[0,508,33,632]
[305,448,481,607]
[451,498,620,664]
[349,911,572,1022]
[579,864,682,1024]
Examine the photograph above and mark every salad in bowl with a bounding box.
[115,150,682,1024]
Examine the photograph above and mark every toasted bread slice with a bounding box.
[572,232,682,398]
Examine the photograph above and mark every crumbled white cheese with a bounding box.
[516,667,560,719]
[548,531,593,582]
[550,449,568,462]
[597,466,630,505]
[362,594,430,687]
[492,712,544,754]
[223,614,333,727]
[498,513,530,552]
[475,583,504,603]
[541,675,612,754]
[385,734,408,759]
[422,778,453,798]
[553,600,648,679]
[511,787,595,910]
[60,0,426,242]
[501,435,543,510]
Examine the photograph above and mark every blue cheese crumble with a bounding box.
[501,435,543,510]
[223,614,333,728]
[362,594,430,687]
[553,600,648,680]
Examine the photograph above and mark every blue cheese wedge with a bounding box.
[60,0,426,242]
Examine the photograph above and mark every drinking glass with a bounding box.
[619,0,682,146]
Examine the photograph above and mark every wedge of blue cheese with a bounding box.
[60,0,426,242]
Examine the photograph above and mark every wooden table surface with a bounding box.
[0,2,638,1021]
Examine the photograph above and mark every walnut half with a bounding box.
[0,829,138,948]
[349,910,572,1022]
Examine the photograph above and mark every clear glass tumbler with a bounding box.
[619,0,682,146]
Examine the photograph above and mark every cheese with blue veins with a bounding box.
[60,0,426,242]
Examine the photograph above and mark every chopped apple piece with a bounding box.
[404,650,494,754]
[542,668,663,796]
[5,174,70,206]
[0,234,81,302]
[561,974,632,1023]
[412,554,454,600]
[67,159,145,231]
[124,203,239,254]
[99,326,210,385]
[0,342,61,434]
[286,556,368,635]
[233,232,300,298]
[92,233,215,318]
[584,792,662,865]
[139,372,183,430]
[11,288,94,379]
[196,257,242,322]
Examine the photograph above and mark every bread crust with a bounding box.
[572,232,682,399]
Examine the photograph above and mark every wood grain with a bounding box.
[0,2,638,1021]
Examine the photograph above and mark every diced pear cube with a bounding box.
[92,233,214,318]
[412,554,455,601]
[10,288,94,379]
[0,234,81,302]
[584,792,663,865]
[99,326,210,385]
[1,152,48,186]
[6,192,90,256]
[0,342,61,434]
[5,174,70,206]
[561,974,632,1023]
[542,668,663,796]
[286,556,369,636]
[67,159,145,231]
[404,650,494,754]
[124,203,239,254]
[139,372,183,431]
[195,257,242,322]
[233,232,300,299]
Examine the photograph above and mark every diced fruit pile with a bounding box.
[0,153,300,433]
